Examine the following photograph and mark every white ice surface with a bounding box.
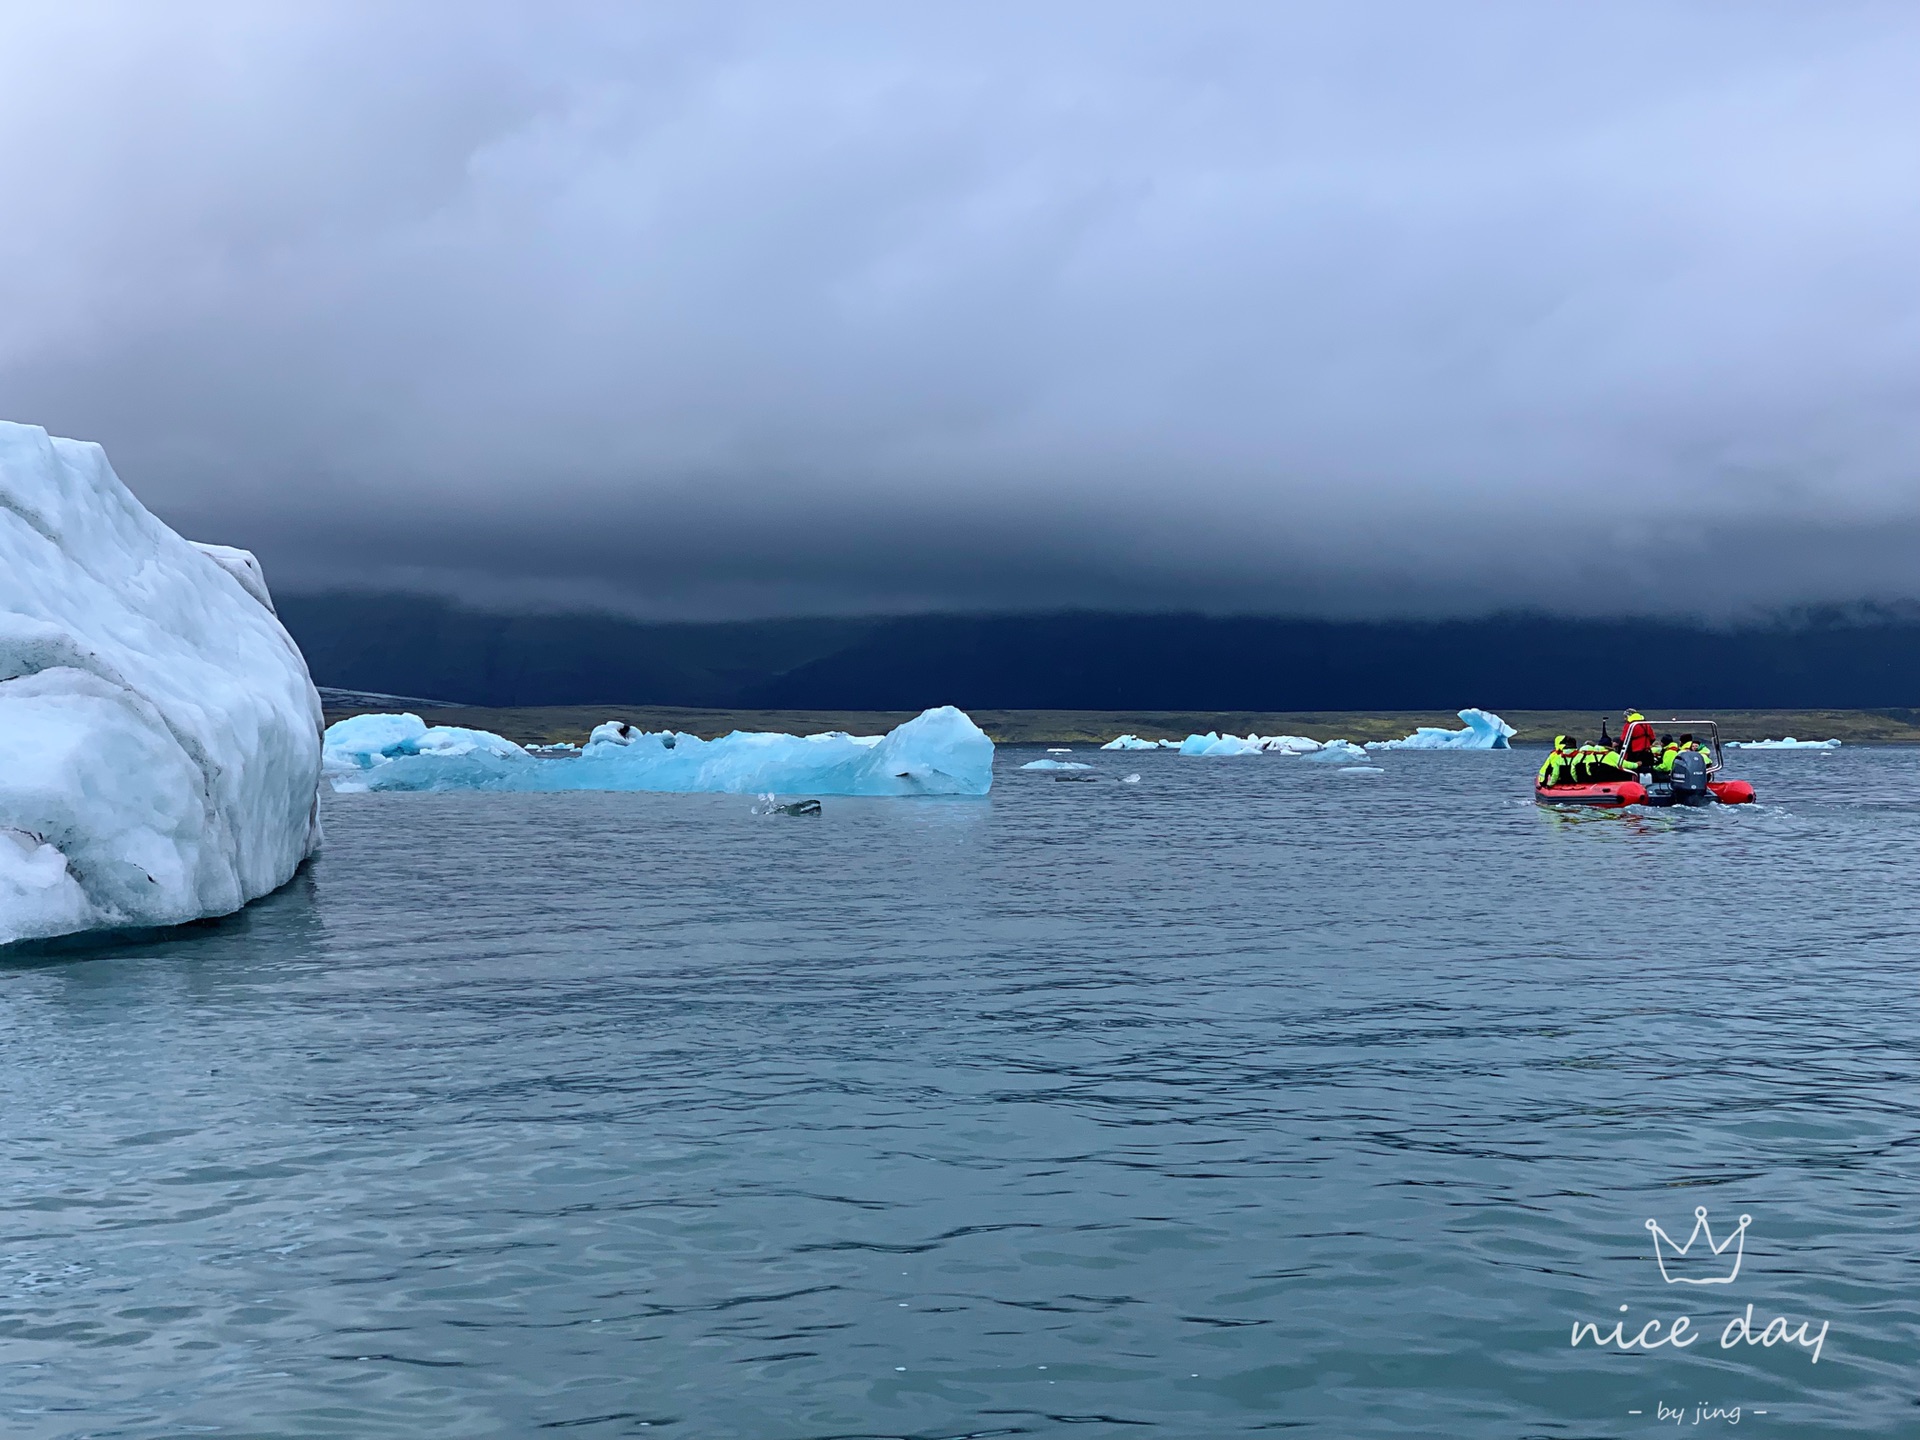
[1727,737,1841,750]
[0,421,323,945]
[1020,758,1092,771]
[1260,735,1324,755]
[1373,708,1515,750]
[325,705,993,797]
[1101,735,1170,750]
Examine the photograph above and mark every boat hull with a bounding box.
[1535,781,1645,807]
[1535,778,1757,808]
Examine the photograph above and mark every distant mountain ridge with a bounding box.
[278,593,1920,711]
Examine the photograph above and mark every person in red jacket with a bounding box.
[1620,710,1659,771]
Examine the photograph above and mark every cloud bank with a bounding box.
[2,2,1917,618]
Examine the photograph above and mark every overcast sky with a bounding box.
[2,2,1917,619]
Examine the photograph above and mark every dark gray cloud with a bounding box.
[3,2,1917,618]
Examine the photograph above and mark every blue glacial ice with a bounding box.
[1101,734,1179,751]
[324,706,994,797]
[1301,740,1371,762]
[1373,708,1515,750]
[1178,732,1268,756]
[1173,732,1365,759]
[1019,758,1092,771]
[1727,737,1840,750]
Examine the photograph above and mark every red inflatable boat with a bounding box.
[1535,719,1756,809]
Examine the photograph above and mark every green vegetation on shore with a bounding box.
[318,704,1920,746]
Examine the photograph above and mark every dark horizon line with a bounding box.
[274,587,1920,633]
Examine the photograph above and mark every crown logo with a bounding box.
[1646,1206,1750,1285]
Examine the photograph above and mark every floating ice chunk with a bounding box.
[1339,765,1386,774]
[324,705,993,797]
[1727,737,1841,750]
[323,712,528,772]
[589,720,638,746]
[1020,758,1092,771]
[1102,735,1171,751]
[1121,773,1141,784]
[1178,732,1268,756]
[0,421,323,945]
[1374,708,1515,750]
[1259,735,1323,755]
[1303,739,1370,762]
[1177,731,1334,757]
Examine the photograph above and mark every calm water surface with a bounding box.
[4,746,1918,1437]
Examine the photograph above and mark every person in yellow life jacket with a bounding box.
[1569,742,1593,783]
[1577,741,1606,783]
[1538,735,1577,788]
[1654,734,1679,774]
[1595,743,1628,781]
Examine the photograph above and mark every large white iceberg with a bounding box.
[0,422,323,946]
[1373,708,1515,750]
[1102,734,1179,751]
[1727,737,1840,750]
[325,706,993,796]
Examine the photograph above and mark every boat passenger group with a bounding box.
[1536,711,1705,787]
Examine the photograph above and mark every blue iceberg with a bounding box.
[1727,737,1840,750]
[1019,758,1092,771]
[1178,732,1268,756]
[1374,708,1515,750]
[1171,732,1358,758]
[324,706,994,796]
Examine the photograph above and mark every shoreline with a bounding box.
[316,703,1920,746]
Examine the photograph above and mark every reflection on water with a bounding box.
[2,749,1916,1437]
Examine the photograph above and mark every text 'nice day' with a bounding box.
[1570,1304,1827,1364]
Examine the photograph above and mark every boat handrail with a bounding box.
[1640,718,1723,774]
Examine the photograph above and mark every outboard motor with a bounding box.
[1668,748,1709,800]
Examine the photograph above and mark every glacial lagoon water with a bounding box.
[3,745,1918,1438]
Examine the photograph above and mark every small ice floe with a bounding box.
[1177,732,1267,756]
[1046,747,1073,753]
[1301,739,1369,762]
[1339,765,1387,774]
[1120,773,1142,784]
[1727,737,1841,750]
[1370,708,1515,750]
[752,794,822,816]
[1259,735,1323,755]
[1020,758,1092,771]
[1174,731,1372,758]
[1102,734,1171,750]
